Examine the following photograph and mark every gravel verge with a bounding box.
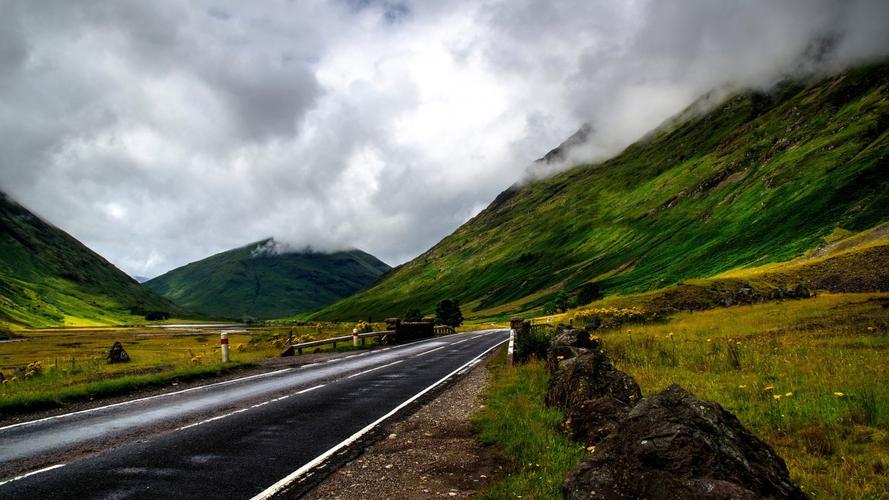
[303,356,500,499]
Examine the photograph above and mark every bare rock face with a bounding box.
[563,384,806,500]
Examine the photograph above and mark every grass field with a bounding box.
[0,322,379,415]
[476,293,888,498]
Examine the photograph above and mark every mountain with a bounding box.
[0,193,181,329]
[132,275,151,284]
[144,239,391,319]
[312,62,889,321]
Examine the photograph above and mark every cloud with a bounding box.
[1,0,887,278]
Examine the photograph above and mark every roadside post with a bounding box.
[220,332,230,363]
[352,328,359,347]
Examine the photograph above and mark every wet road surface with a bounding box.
[0,329,508,499]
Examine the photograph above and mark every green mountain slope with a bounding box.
[0,193,181,329]
[313,62,889,321]
[144,239,391,319]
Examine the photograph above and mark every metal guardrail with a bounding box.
[280,325,456,356]
[282,330,394,356]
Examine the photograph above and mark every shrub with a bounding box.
[515,324,555,362]
[435,299,464,327]
[403,308,423,322]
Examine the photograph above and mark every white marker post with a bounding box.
[220,332,230,363]
[352,328,359,347]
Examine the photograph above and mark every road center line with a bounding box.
[0,463,67,487]
[450,337,474,345]
[346,360,403,379]
[175,384,326,432]
[414,345,446,357]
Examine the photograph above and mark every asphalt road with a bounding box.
[0,329,509,499]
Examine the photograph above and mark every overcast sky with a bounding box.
[2,0,888,278]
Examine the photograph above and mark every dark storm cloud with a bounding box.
[0,0,887,278]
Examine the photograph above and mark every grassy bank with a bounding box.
[473,349,586,498]
[588,293,888,498]
[0,322,369,415]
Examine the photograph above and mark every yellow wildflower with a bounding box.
[586,445,596,452]
[834,392,846,397]
[785,392,793,397]
[556,355,565,360]
[773,394,782,400]
[763,385,775,391]
[738,385,747,389]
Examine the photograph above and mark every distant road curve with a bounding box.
[0,329,508,499]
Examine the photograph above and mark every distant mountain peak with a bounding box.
[535,122,594,164]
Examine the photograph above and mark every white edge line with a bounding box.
[346,360,403,379]
[0,463,67,487]
[0,368,294,433]
[250,335,508,500]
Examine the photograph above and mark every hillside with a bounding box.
[144,239,390,319]
[313,62,889,321]
[0,193,181,330]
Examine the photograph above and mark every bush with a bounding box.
[435,299,464,327]
[515,324,555,362]
[576,283,602,305]
[403,307,423,322]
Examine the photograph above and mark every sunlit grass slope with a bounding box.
[314,62,889,321]
[593,293,889,498]
[0,193,181,331]
[145,238,390,320]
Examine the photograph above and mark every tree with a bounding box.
[554,290,569,313]
[403,307,423,322]
[576,283,602,305]
[435,299,464,327]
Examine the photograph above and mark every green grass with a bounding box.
[589,293,889,499]
[0,362,253,414]
[313,62,889,322]
[473,348,587,499]
[0,322,370,415]
[144,238,390,320]
[0,192,183,330]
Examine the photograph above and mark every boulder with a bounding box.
[545,326,599,375]
[107,341,130,363]
[563,384,806,500]
[565,395,631,446]
[546,348,641,412]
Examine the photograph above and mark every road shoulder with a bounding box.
[303,354,501,499]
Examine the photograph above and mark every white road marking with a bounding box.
[450,337,475,345]
[251,335,508,500]
[346,360,403,379]
[0,463,67,486]
[414,345,446,357]
[0,368,294,433]
[175,384,327,432]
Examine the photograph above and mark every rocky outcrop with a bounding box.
[545,327,641,447]
[563,385,806,499]
[543,329,806,498]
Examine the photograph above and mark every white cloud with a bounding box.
[1,0,887,278]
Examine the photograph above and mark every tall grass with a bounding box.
[473,349,586,499]
[597,293,889,498]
